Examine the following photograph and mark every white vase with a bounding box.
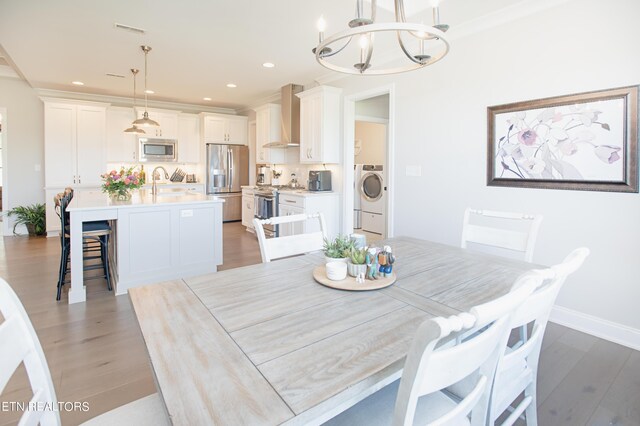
[325,256,348,264]
[347,261,367,278]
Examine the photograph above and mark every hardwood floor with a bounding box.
[1,223,639,425]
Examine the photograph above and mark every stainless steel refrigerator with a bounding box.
[206,144,249,222]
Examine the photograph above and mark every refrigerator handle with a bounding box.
[228,148,234,190]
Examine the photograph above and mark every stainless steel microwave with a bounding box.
[138,138,178,162]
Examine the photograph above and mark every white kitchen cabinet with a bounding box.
[44,99,108,235]
[254,104,285,164]
[135,108,179,139]
[178,113,200,163]
[277,191,340,239]
[44,100,107,187]
[106,107,137,163]
[241,187,255,230]
[242,195,255,229]
[278,203,304,237]
[297,86,342,164]
[201,113,248,145]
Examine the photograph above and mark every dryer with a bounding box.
[359,165,385,235]
[359,165,384,215]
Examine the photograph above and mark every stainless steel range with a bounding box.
[254,187,279,238]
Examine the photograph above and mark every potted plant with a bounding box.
[347,247,368,277]
[8,203,46,236]
[323,235,355,264]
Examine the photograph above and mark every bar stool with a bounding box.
[54,192,113,301]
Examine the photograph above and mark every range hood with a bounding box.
[264,84,304,148]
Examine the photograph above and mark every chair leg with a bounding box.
[524,380,538,426]
[57,244,69,301]
[103,235,112,292]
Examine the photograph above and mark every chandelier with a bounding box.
[313,0,450,75]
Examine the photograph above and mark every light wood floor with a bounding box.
[1,223,639,425]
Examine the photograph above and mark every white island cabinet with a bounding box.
[66,190,224,304]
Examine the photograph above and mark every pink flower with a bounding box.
[110,170,117,175]
[518,129,538,146]
[134,179,139,185]
[105,181,110,186]
[124,178,131,185]
[594,145,621,164]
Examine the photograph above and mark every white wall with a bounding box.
[355,121,386,166]
[329,0,640,333]
[355,94,389,119]
[0,77,45,233]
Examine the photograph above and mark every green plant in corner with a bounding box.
[8,203,46,236]
[323,235,356,259]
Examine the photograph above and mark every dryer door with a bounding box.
[360,173,383,202]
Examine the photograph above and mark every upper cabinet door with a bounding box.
[254,104,285,164]
[76,105,107,186]
[203,116,227,143]
[201,114,247,145]
[44,103,76,187]
[178,114,200,163]
[106,107,137,163]
[298,86,342,164]
[226,116,248,145]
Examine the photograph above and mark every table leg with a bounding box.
[68,210,86,304]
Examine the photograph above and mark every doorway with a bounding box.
[343,86,394,242]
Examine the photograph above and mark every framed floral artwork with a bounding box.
[487,86,638,193]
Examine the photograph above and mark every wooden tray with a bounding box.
[312,266,396,291]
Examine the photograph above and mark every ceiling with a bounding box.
[0,0,525,111]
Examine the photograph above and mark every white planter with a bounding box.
[347,262,367,278]
[325,256,348,264]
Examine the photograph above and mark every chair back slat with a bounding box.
[488,247,590,424]
[0,317,31,392]
[254,213,327,263]
[0,279,60,425]
[461,208,543,262]
[392,274,540,426]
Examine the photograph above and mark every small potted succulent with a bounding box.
[323,235,355,264]
[347,247,368,277]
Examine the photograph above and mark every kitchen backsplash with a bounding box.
[106,162,203,184]
[267,163,340,188]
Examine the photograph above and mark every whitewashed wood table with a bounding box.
[129,237,534,425]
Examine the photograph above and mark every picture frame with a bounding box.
[487,86,638,193]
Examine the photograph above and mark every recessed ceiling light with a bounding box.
[226,83,237,88]
[145,89,154,94]
[262,62,275,68]
[72,81,84,86]
[203,97,212,101]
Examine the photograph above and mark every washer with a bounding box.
[353,164,363,229]
[359,165,385,215]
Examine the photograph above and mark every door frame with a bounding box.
[342,84,395,238]
[0,108,9,236]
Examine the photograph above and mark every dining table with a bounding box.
[128,236,537,425]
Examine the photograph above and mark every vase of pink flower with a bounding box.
[101,167,144,201]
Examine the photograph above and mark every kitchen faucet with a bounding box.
[151,166,170,195]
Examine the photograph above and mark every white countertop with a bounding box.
[67,189,224,212]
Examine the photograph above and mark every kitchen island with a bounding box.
[66,189,224,304]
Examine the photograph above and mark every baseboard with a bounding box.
[549,305,640,351]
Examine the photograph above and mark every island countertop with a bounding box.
[67,189,225,212]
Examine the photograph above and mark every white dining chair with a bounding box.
[0,278,169,426]
[323,272,541,426]
[461,208,543,262]
[253,213,327,263]
[487,247,590,426]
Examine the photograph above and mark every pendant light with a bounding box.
[132,45,160,127]
[124,69,146,134]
